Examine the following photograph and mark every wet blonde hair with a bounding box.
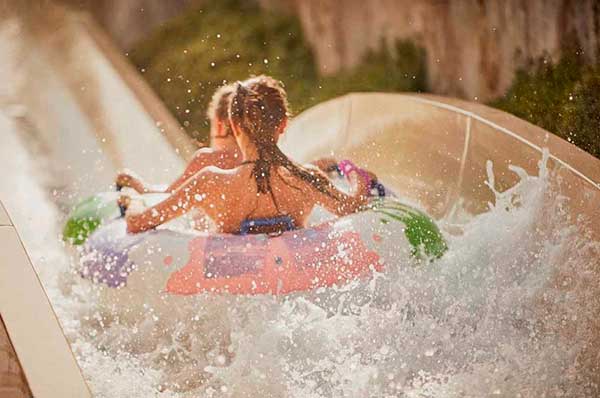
[206,83,235,138]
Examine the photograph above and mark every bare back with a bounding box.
[163,147,241,193]
[201,165,315,233]
[126,163,368,234]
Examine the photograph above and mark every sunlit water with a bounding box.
[2,108,599,397]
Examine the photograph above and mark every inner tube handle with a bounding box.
[116,183,128,217]
[118,202,127,218]
[338,160,372,184]
[372,181,386,198]
[338,160,386,198]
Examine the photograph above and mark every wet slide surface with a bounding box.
[0,6,192,397]
[2,4,600,398]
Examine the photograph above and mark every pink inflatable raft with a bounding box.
[80,201,446,297]
[78,162,447,296]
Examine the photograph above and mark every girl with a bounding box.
[124,76,372,235]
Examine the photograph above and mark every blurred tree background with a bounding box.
[128,0,426,142]
[492,52,600,158]
[128,0,599,158]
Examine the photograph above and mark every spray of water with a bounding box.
[2,110,599,397]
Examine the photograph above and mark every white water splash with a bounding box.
[4,104,599,397]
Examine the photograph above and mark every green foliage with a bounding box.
[558,72,600,158]
[491,53,600,158]
[306,40,427,110]
[129,0,426,143]
[131,1,599,158]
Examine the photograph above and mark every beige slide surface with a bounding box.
[0,4,193,396]
[282,92,600,223]
[1,3,599,397]
[0,207,91,397]
[0,203,9,226]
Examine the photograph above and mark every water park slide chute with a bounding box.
[4,98,600,395]
[76,94,600,310]
[280,93,600,224]
[0,201,91,397]
[3,4,195,210]
[0,4,194,397]
[1,5,600,398]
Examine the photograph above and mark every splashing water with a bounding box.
[2,110,599,397]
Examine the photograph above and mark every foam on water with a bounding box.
[2,108,599,397]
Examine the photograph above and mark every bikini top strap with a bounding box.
[239,215,296,236]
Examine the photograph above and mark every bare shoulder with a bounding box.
[193,147,217,156]
[192,148,238,166]
[278,163,323,177]
[191,147,219,161]
[196,165,234,179]
[199,165,249,184]
[197,165,251,200]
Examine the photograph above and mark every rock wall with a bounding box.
[63,0,600,101]
[58,0,204,49]
[289,0,600,101]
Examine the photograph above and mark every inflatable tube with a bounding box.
[80,198,447,296]
[63,192,121,245]
[63,191,168,245]
[63,160,391,246]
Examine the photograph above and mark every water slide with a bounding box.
[0,5,193,397]
[282,93,600,221]
[1,3,600,398]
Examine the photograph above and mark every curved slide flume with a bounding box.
[1,4,600,396]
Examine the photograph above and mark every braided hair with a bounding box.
[229,76,343,208]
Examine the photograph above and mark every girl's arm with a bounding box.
[163,149,224,193]
[311,157,339,173]
[116,171,161,194]
[125,168,223,233]
[125,190,189,233]
[116,150,225,194]
[307,167,372,216]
